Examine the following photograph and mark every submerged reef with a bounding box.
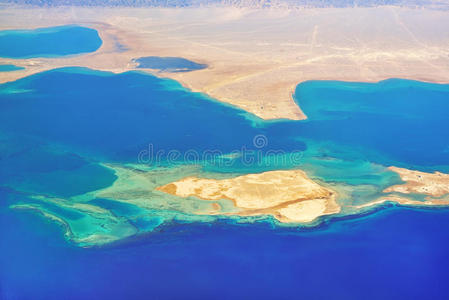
[2,68,449,247]
[10,163,449,247]
[11,196,137,247]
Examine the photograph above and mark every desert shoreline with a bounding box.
[1,6,449,120]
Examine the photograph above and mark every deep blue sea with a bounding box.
[1,32,449,299]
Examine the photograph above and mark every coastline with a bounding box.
[1,6,449,120]
[1,6,449,247]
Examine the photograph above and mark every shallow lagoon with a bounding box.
[133,56,207,72]
[0,64,24,72]
[0,26,102,58]
[1,67,449,298]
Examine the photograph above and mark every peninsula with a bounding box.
[384,166,449,198]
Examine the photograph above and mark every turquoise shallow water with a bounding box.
[293,79,449,168]
[0,64,449,298]
[0,64,24,72]
[0,26,102,58]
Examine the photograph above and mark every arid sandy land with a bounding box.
[1,6,449,120]
[355,167,449,209]
[384,166,449,198]
[157,169,340,223]
[158,166,449,222]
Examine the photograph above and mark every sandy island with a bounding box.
[157,169,341,223]
[157,166,449,222]
[1,6,449,120]
[8,163,449,246]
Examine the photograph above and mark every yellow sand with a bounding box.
[276,199,331,223]
[157,169,340,223]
